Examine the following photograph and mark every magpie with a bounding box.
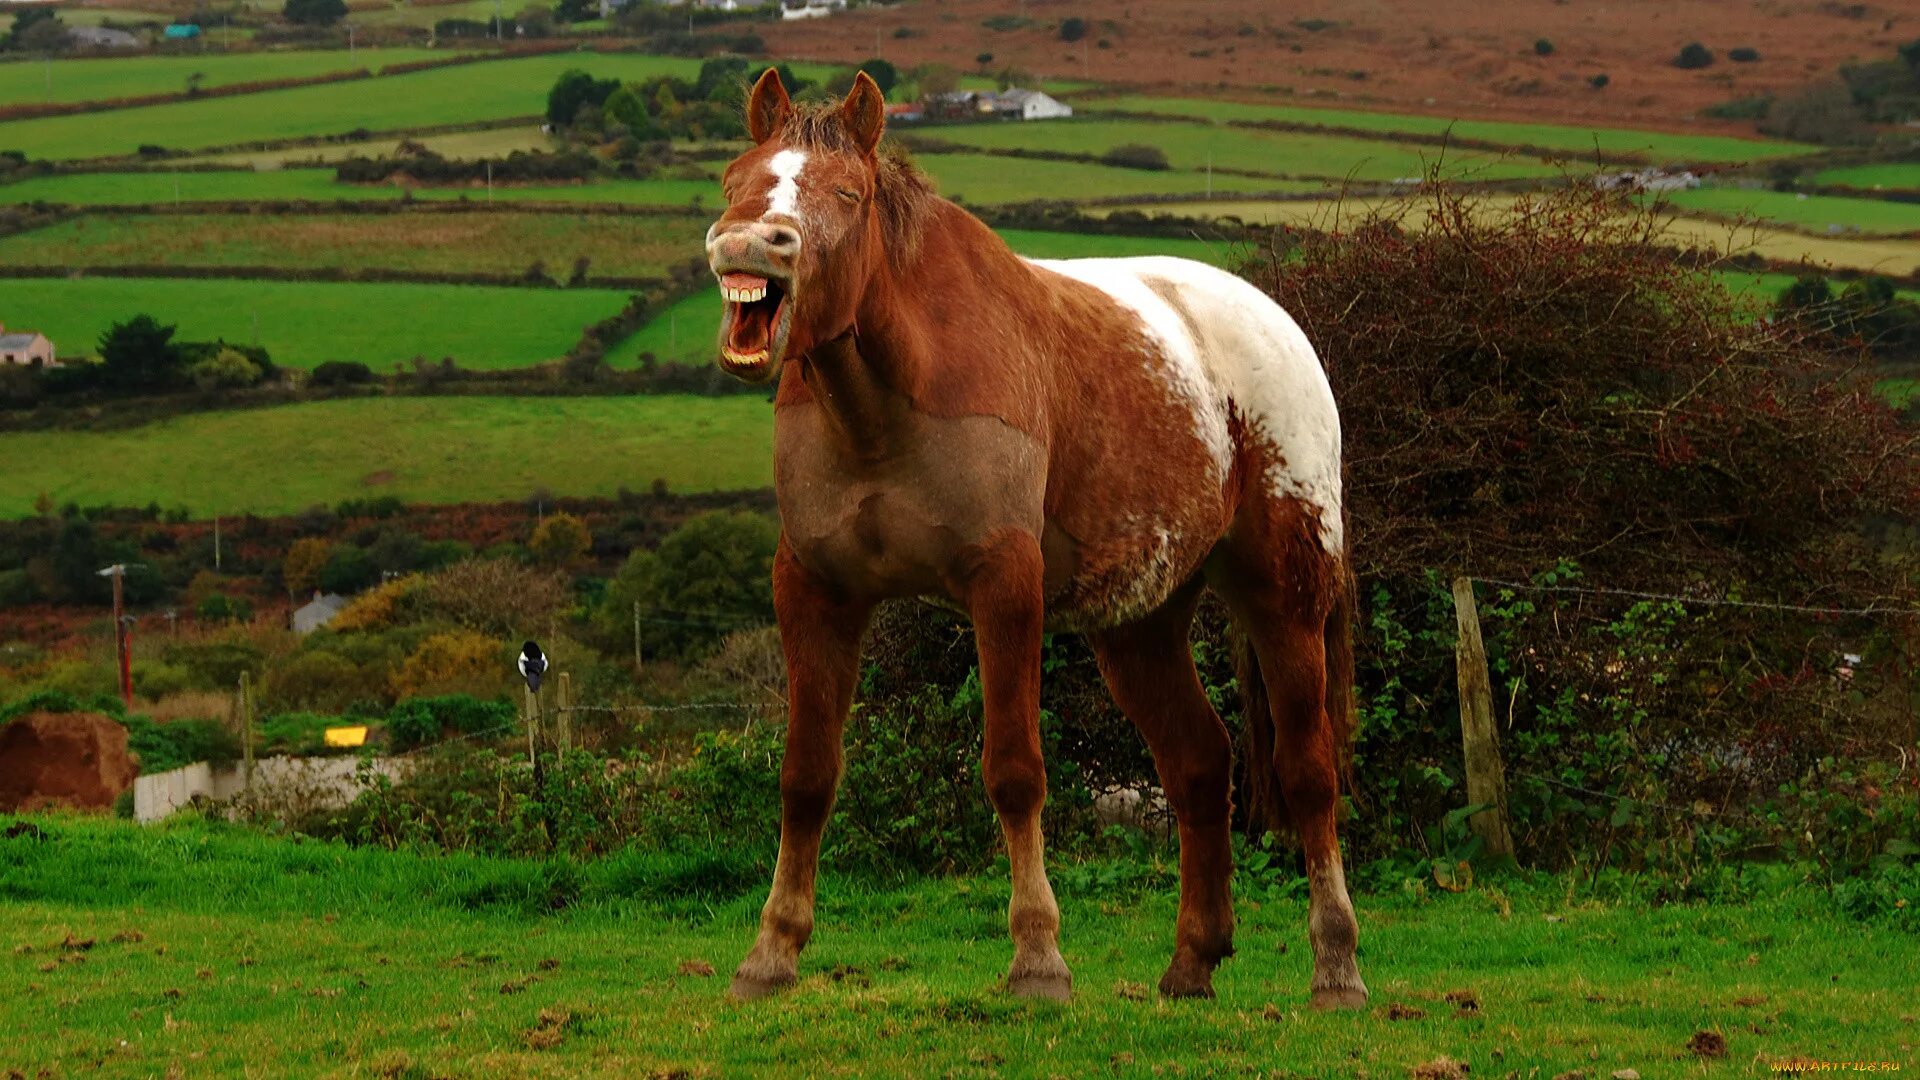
[518,641,547,694]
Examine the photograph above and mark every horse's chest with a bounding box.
[775,407,1047,596]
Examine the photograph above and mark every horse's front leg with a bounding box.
[731,543,872,1000]
[955,529,1071,1000]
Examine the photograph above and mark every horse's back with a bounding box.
[1026,255,1343,555]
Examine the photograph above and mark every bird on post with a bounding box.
[518,641,547,694]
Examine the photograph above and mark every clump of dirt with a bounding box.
[523,1007,574,1051]
[1689,1030,1729,1058]
[1385,1001,1429,1021]
[1409,1056,1469,1080]
[0,712,137,812]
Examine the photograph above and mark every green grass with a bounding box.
[1661,186,1920,236]
[0,48,446,107]
[919,152,1323,204]
[1086,94,1823,164]
[0,816,1910,1077]
[0,211,707,277]
[0,277,631,369]
[0,54,834,161]
[1811,162,1920,190]
[912,119,1563,183]
[0,168,721,208]
[0,395,772,516]
[616,230,1244,366]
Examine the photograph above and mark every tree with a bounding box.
[855,57,898,94]
[602,85,658,138]
[916,63,960,98]
[319,543,378,594]
[284,0,347,26]
[389,631,503,700]
[283,538,332,597]
[516,4,553,37]
[695,56,750,103]
[196,592,253,623]
[1058,16,1086,42]
[187,347,263,390]
[4,8,64,51]
[528,512,591,570]
[596,511,777,659]
[553,0,594,23]
[1101,143,1170,170]
[98,314,185,391]
[546,68,620,127]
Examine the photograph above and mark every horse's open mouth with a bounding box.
[718,271,790,380]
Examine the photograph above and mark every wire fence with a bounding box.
[1468,576,1917,618]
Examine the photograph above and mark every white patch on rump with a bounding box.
[765,149,808,221]
[1027,256,1345,554]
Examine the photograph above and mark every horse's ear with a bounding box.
[839,71,886,156]
[746,68,793,145]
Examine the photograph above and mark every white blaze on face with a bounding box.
[765,149,808,221]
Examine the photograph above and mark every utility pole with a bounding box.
[238,671,255,786]
[213,516,222,570]
[97,564,135,708]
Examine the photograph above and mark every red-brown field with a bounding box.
[770,0,1910,134]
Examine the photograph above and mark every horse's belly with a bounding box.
[1041,499,1224,631]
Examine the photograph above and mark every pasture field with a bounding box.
[0,211,707,278]
[0,168,722,207]
[916,152,1321,204]
[913,119,1564,183]
[3,817,1910,1077]
[1660,187,1920,236]
[1083,95,1822,164]
[0,277,632,370]
[615,231,1241,366]
[185,124,562,168]
[0,396,772,516]
[0,48,447,107]
[0,54,836,161]
[1812,162,1920,191]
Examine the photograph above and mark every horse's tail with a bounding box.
[1236,552,1359,837]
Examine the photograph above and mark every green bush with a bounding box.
[1674,42,1714,69]
[120,714,239,774]
[1729,46,1760,63]
[1100,143,1171,171]
[385,694,516,750]
[161,641,263,691]
[1534,38,1553,56]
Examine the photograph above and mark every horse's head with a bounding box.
[705,68,888,384]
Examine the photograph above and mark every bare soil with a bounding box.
[768,0,1912,135]
[0,711,138,812]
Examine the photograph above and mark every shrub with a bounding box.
[120,714,238,774]
[160,641,263,690]
[187,347,262,390]
[385,694,515,750]
[1729,46,1760,62]
[309,360,372,387]
[283,537,332,597]
[318,544,378,595]
[1100,143,1170,171]
[1533,38,1553,56]
[415,559,569,638]
[264,650,381,713]
[389,630,505,701]
[1588,73,1609,88]
[528,512,591,570]
[1673,42,1714,69]
[1059,16,1087,42]
[283,0,346,26]
[329,573,427,632]
[195,592,253,624]
[596,511,776,659]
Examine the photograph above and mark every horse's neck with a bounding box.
[788,200,1043,456]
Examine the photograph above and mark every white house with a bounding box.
[992,88,1073,121]
[292,591,348,635]
[781,0,844,20]
[0,324,56,368]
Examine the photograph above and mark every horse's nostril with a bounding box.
[767,228,800,252]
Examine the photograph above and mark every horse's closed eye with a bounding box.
[835,188,860,202]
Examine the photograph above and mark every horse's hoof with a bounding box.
[729,964,796,1001]
[1007,971,1073,1001]
[1157,968,1216,1000]
[1309,985,1369,1011]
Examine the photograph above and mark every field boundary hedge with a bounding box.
[0,264,669,291]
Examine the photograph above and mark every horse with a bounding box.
[703,69,1367,1009]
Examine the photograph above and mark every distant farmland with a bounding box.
[0,47,443,107]
[0,396,774,517]
[1,277,633,369]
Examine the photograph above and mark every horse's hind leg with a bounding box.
[1213,512,1368,1010]
[1090,582,1236,998]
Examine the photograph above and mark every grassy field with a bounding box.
[1812,162,1920,190]
[917,152,1322,203]
[0,395,772,516]
[0,277,632,369]
[0,211,708,278]
[0,48,446,107]
[0,168,723,207]
[1661,186,1920,236]
[2,816,1910,1077]
[0,54,835,161]
[1084,94,1823,164]
[913,119,1563,183]
[614,230,1243,366]
[185,125,563,169]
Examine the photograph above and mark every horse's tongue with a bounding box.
[722,272,768,291]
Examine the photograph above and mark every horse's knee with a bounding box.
[779,757,840,826]
[984,756,1047,820]
[1163,746,1231,828]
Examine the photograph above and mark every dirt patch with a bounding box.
[1409,1056,1469,1080]
[767,0,1908,135]
[1689,1030,1730,1058]
[0,711,137,812]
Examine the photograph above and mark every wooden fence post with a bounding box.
[1451,576,1516,861]
[238,670,255,788]
[524,684,539,768]
[632,601,643,677]
[556,672,571,754]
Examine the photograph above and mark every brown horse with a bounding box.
[704,69,1367,1009]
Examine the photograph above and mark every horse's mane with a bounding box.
[776,102,936,271]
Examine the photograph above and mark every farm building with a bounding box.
[163,23,202,39]
[0,324,56,368]
[66,25,139,49]
[780,0,844,19]
[292,591,348,635]
[925,89,1073,122]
